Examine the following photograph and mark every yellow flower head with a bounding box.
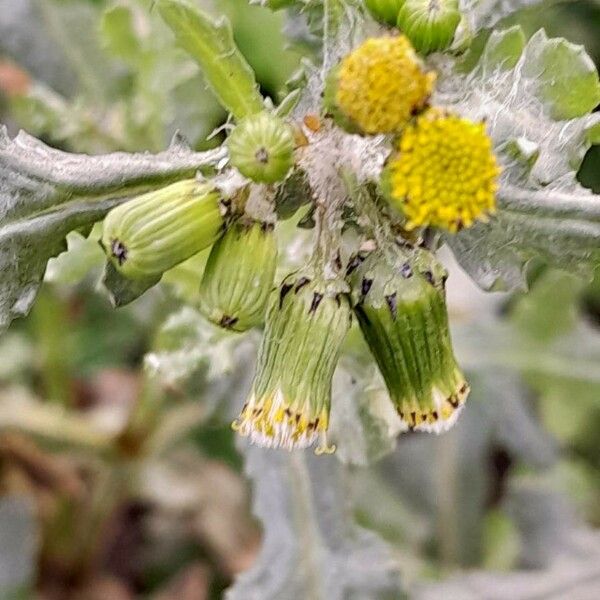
[332,36,436,135]
[386,109,501,232]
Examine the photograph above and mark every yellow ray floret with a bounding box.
[387,109,501,232]
[232,389,333,453]
[334,36,436,134]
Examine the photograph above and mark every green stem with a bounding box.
[311,194,343,276]
[341,170,397,258]
[29,285,73,408]
[322,0,346,74]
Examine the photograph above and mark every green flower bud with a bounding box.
[365,0,403,26]
[198,220,278,332]
[101,179,225,280]
[233,270,352,452]
[227,112,294,184]
[396,0,461,54]
[348,245,468,432]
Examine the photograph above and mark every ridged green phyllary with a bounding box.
[348,244,469,432]
[198,219,278,332]
[365,0,404,26]
[227,112,294,184]
[101,179,225,280]
[233,270,352,452]
[397,0,461,54]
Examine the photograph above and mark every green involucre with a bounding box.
[396,0,461,54]
[198,219,278,332]
[365,0,404,26]
[322,66,363,136]
[227,113,295,184]
[348,245,468,432]
[235,270,352,451]
[101,179,225,280]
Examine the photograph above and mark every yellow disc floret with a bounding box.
[333,36,436,135]
[387,109,501,232]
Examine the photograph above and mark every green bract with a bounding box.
[348,245,469,432]
[101,179,225,280]
[397,0,461,54]
[198,220,278,332]
[234,270,352,452]
[365,0,404,26]
[227,113,295,184]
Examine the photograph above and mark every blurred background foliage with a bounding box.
[0,1,599,598]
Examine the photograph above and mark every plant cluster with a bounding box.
[1,0,599,455]
[94,1,508,452]
[1,1,600,598]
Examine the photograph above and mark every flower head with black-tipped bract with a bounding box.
[348,246,469,433]
[328,36,436,135]
[385,108,500,232]
[199,219,277,332]
[233,270,351,452]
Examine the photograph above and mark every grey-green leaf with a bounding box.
[460,0,562,34]
[436,29,600,290]
[227,446,404,600]
[157,0,264,120]
[481,25,526,71]
[322,0,366,72]
[414,517,600,599]
[447,184,600,290]
[329,358,403,467]
[521,29,600,120]
[102,261,161,308]
[145,307,256,413]
[0,127,225,332]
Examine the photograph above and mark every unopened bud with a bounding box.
[199,219,278,331]
[101,179,225,280]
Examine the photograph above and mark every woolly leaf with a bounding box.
[329,356,403,467]
[0,127,225,332]
[460,0,562,34]
[521,30,600,120]
[437,28,600,290]
[227,446,404,600]
[145,307,257,414]
[412,528,600,600]
[480,25,526,71]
